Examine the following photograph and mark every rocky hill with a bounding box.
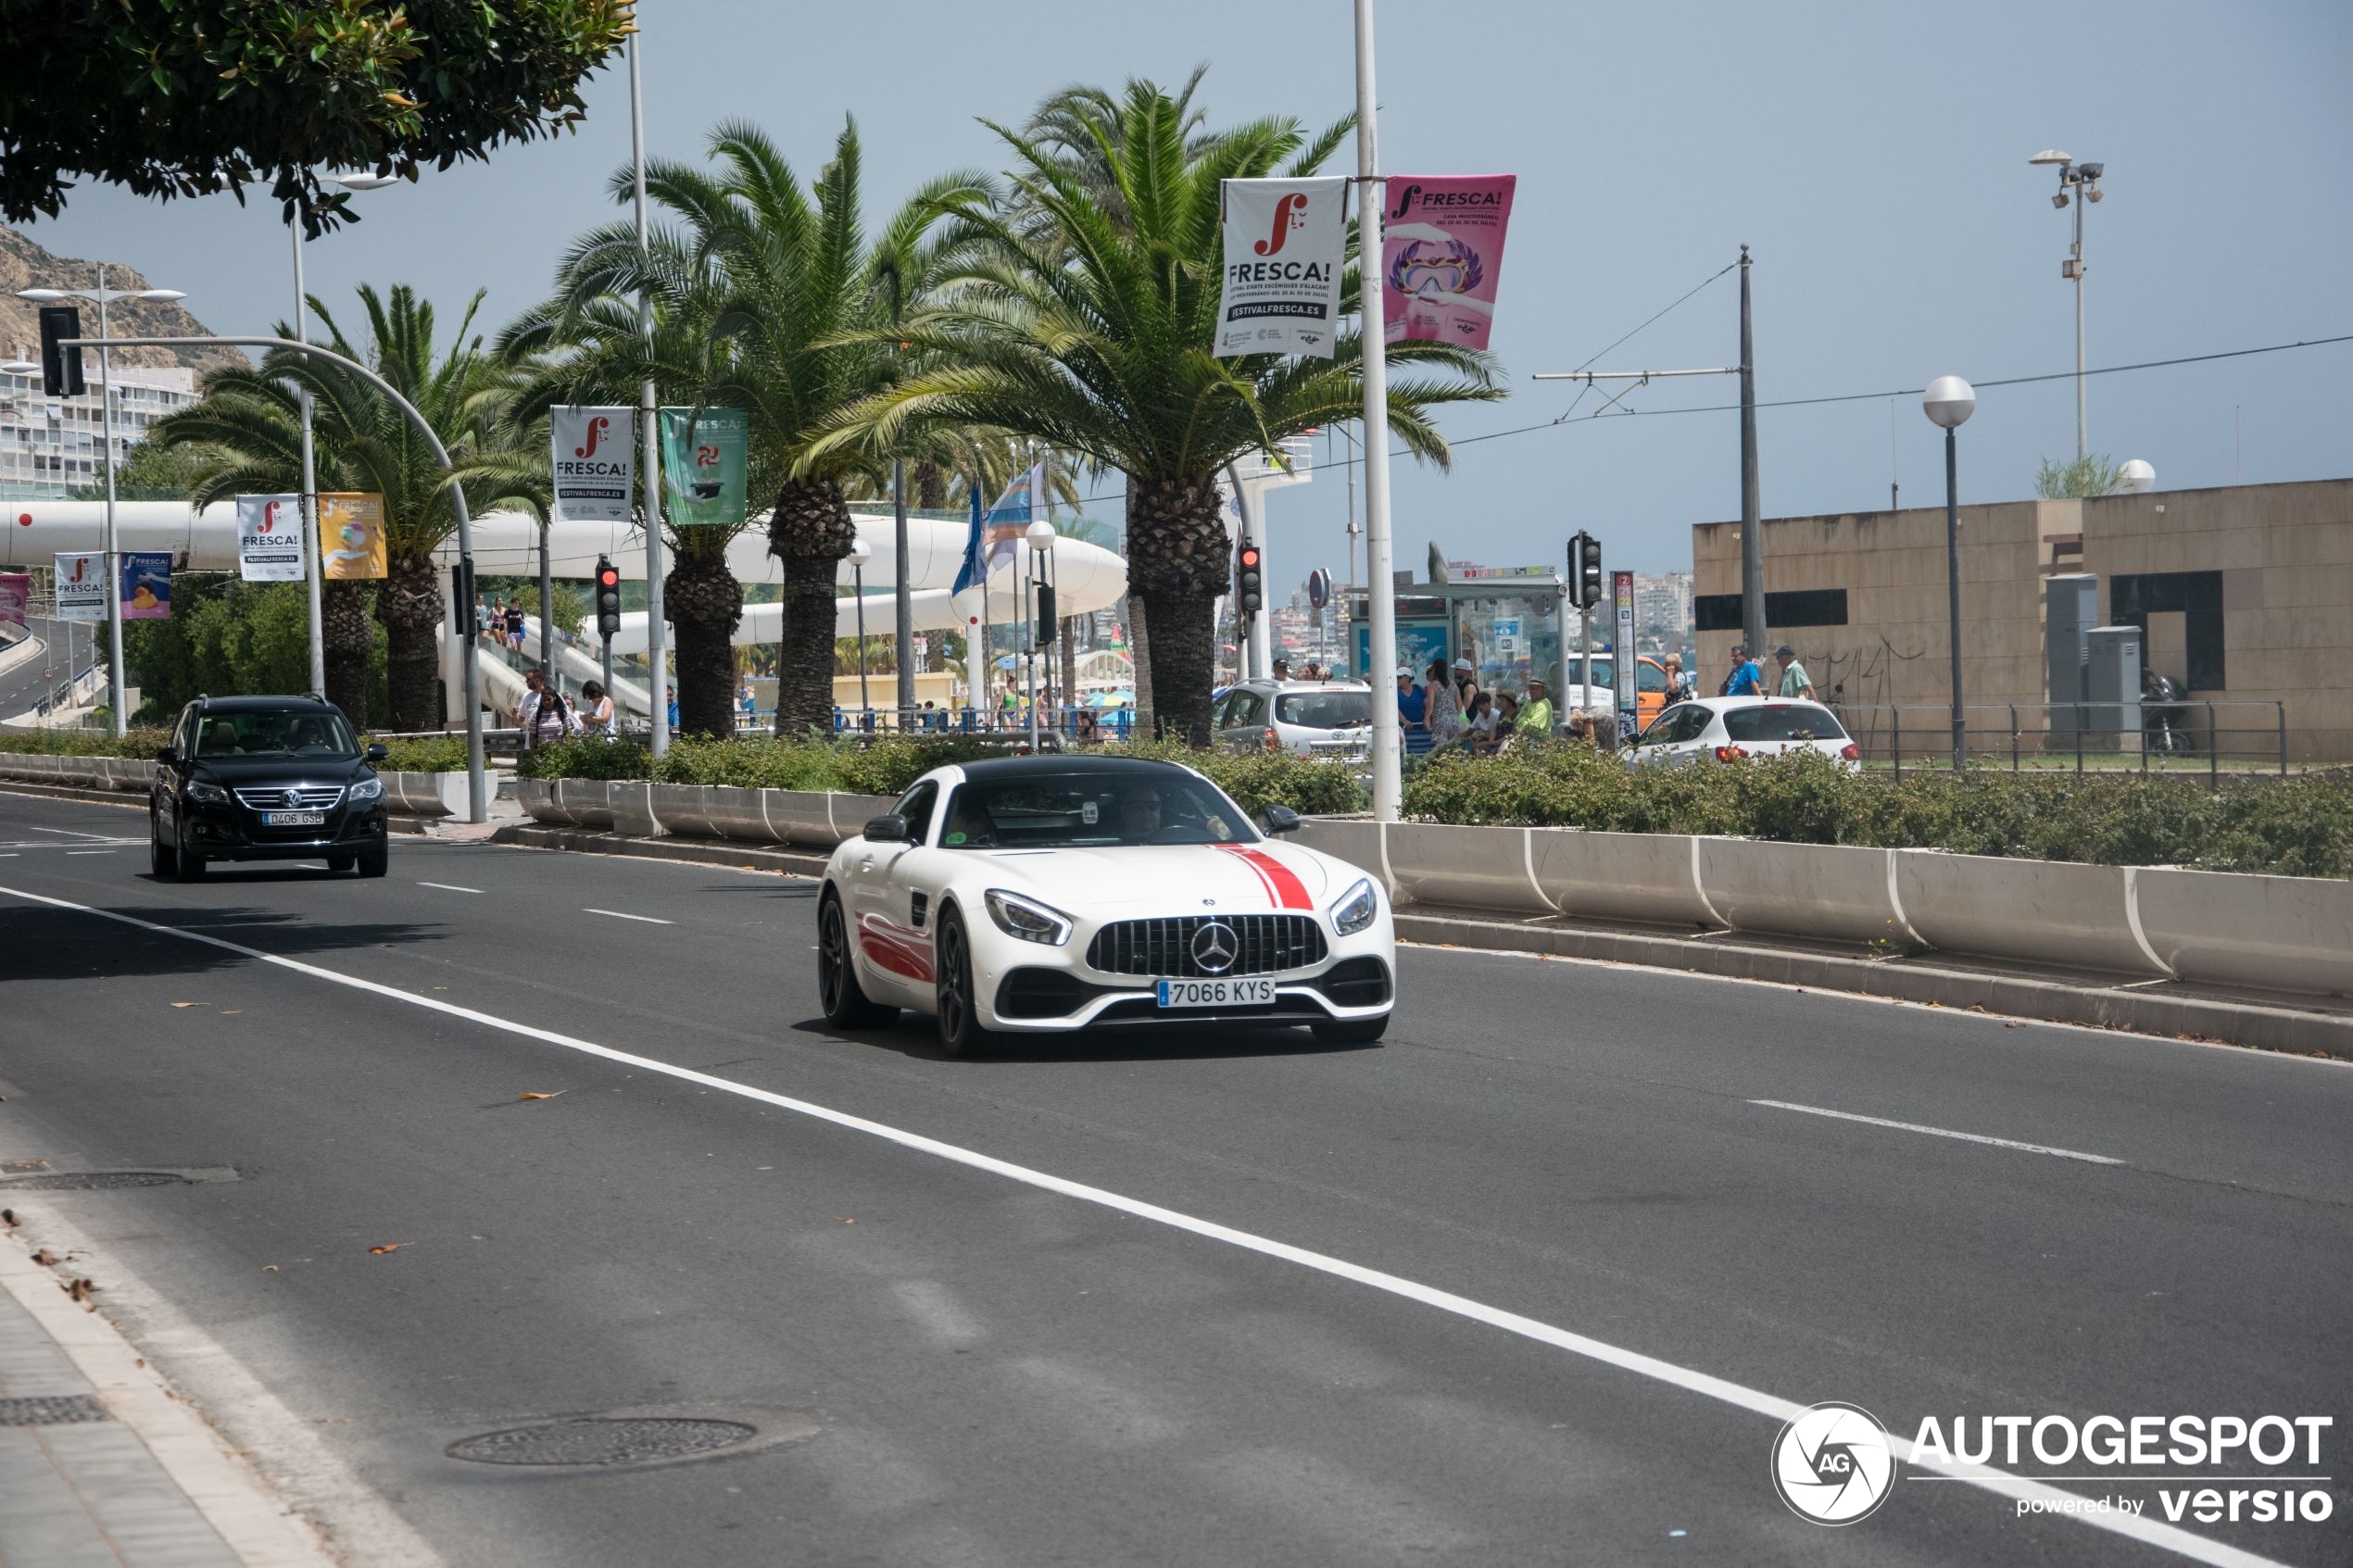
[0,227,245,377]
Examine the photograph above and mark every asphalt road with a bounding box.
[0,615,94,717]
[0,787,2347,1568]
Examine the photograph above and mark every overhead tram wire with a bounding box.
[1064,329,2353,508]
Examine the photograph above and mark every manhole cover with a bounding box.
[0,1395,111,1427]
[0,1171,188,1191]
[446,1417,758,1468]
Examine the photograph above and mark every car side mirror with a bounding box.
[154,746,177,765]
[1260,804,1303,835]
[862,813,910,843]
[365,743,389,762]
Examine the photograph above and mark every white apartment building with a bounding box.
[0,360,198,501]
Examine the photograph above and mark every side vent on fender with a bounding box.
[910,893,928,929]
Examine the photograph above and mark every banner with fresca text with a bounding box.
[236,493,305,583]
[1217,177,1348,359]
[1382,176,1517,352]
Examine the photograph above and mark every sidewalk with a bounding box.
[0,1213,336,1568]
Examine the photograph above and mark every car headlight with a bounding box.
[1330,877,1378,936]
[186,780,230,805]
[984,888,1075,946]
[348,776,384,802]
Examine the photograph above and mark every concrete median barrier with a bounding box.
[2133,867,2353,997]
[1384,822,1554,914]
[379,771,465,818]
[1699,839,1919,949]
[1291,819,1390,892]
[824,793,898,846]
[1532,830,1722,929]
[1893,851,2166,977]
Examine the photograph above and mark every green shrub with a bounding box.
[1100,738,1365,817]
[369,734,469,773]
[514,737,652,781]
[0,728,172,759]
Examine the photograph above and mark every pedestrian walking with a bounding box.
[516,670,577,748]
[577,679,615,738]
[1662,654,1693,707]
[1422,659,1464,749]
[1396,667,1432,756]
[1720,643,1765,696]
[504,601,526,653]
[1271,656,1292,682]
[1773,644,1816,700]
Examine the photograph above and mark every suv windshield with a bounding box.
[194,709,359,760]
[1722,704,1846,743]
[1275,691,1369,729]
[940,771,1258,849]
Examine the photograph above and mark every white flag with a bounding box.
[550,406,635,524]
[1216,177,1348,359]
[235,494,305,582]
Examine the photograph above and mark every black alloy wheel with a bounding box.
[356,843,388,879]
[172,819,207,882]
[934,909,992,1059]
[149,812,177,878]
[818,890,895,1028]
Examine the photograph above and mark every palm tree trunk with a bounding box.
[1125,475,1227,746]
[769,477,856,736]
[1126,596,1151,738]
[913,461,946,510]
[379,556,445,733]
[321,581,372,727]
[666,546,743,738]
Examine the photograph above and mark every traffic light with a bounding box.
[1034,582,1056,644]
[594,556,623,639]
[1577,533,1604,611]
[1565,532,1588,608]
[38,306,84,398]
[1234,543,1264,620]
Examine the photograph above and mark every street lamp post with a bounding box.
[849,537,871,719]
[2030,151,2103,463]
[1923,375,1977,771]
[18,272,188,737]
[288,170,394,701]
[1025,519,1056,753]
[1353,0,1402,819]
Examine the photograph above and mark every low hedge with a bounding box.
[0,727,463,773]
[1403,739,2353,879]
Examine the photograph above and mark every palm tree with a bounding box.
[520,120,992,735]
[802,76,1501,744]
[152,284,547,727]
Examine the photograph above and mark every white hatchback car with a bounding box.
[1624,696,1861,768]
[1210,680,1372,761]
[817,757,1397,1056]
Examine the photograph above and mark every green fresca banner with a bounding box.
[658,407,749,527]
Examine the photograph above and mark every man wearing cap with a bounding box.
[1518,675,1554,737]
[1271,655,1292,682]
[1773,644,1815,701]
[1721,644,1765,697]
[1450,655,1481,716]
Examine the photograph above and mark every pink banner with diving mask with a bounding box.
[1381,176,1517,352]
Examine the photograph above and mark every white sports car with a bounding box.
[816,757,1395,1055]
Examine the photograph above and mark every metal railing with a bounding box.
[1831,700,2292,781]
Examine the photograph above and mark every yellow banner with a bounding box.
[319,493,388,580]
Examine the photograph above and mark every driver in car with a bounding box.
[1115,782,1164,844]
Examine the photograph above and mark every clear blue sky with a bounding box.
[18,0,2352,577]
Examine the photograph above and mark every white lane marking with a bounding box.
[65,848,116,855]
[417,882,482,895]
[19,824,118,839]
[584,907,673,924]
[0,882,2288,1568]
[1747,1099,2124,1165]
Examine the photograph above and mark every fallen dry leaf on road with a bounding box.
[64,1277,96,1301]
[262,1264,278,1272]
[367,1242,410,1255]
[222,1010,242,1016]
[31,1248,57,1266]
[518,1090,566,1100]
[170,1001,205,1009]
[0,1210,16,1229]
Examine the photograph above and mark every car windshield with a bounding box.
[1569,659,1613,689]
[195,709,359,759]
[1275,691,1369,729]
[939,771,1258,849]
[1722,704,1847,743]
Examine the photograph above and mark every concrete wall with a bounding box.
[1692,478,2352,760]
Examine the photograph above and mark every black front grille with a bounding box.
[1317,956,1392,1008]
[995,968,1095,1020]
[1088,914,1327,978]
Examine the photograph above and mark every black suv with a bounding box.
[150,696,391,880]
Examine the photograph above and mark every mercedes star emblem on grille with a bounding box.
[1189,922,1239,974]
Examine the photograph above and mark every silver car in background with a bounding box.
[1212,680,1373,761]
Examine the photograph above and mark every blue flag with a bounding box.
[952,481,987,596]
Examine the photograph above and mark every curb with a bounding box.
[492,822,830,877]
[1396,909,2353,1061]
[0,780,146,809]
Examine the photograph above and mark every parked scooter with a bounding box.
[2143,669,2195,754]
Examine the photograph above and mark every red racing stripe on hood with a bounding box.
[1214,844,1314,910]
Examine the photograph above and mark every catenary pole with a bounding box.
[630,32,668,756]
[1354,0,1401,821]
[94,270,125,736]
[1738,245,1764,661]
[291,228,326,698]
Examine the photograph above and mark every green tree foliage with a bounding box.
[66,439,220,503]
[804,75,1501,746]
[123,575,386,722]
[0,0,635,233]
[2035,454,2122,498]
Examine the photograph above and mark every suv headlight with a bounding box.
[984,888,1074,946]
[1330,877,1378,936]
[348,776,384,802]
[186,780,230,805]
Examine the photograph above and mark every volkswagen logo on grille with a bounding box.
[1190,922,1239,974]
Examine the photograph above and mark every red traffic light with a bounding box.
[597,566,620,588]
[1239,547,1261,569]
